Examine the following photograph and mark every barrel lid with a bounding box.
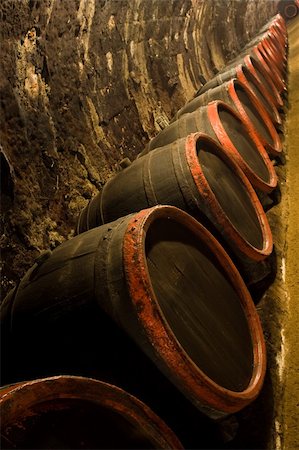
[123,205,266,417]
[0,375,183,450]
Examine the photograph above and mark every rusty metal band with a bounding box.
[142,150,159,207]
[238,57,283,113]
[228,79,282,164]
[207,100,272,193]
[123,206,267,416]
[170,138,199,212]
[184,132,273,260]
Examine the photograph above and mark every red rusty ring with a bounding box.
[272,28,287,49]
[184,132,273,260]
[261,29,286,59]
[256,43,285,93]
[263,37,285,67]
[227,78,282,156]
[206,100,276,193]
[258,40,285,82]
[271,13,287,31]
[267,31,287,60]
[243,50,284,108]
[123,205,267,416]
[249,47,284,106]
[0,376,183,450]
[235,60,282,126]
[273,13,287,32]
[267,26,287,56]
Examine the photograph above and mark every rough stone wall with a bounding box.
[0,0,276,296]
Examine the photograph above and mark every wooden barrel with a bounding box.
[265,38,287,70]
[77,132,273,262]
[254,42,286,92]
[240,55,284,115]
[148,101,276,193]
[195,61,282,124]
[224,48,284,100]
[270,19,288,47]
[260,14,287,39]
[248,44,285,98]
[1,205,266,420]
[0,376,183,449]
[278,0,299,20]
[246,41,286,84]
[260,14,287,44]
[172,78,282,156]
[259,39,286,76]
[245,30,286,67]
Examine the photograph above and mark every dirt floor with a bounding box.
[283,16,299,450]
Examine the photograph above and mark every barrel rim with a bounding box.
[251,46,284,106]
[267,29,286,56]
[184,132,273,259]
[236,57,282,123]
[260,37,286,78]
[123,205,267,416]
[257,41,285,90]
[206,100,275,192]
[0,375,183,450]
[228,76,282,156]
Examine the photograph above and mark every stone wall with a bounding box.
[0,0,276,295]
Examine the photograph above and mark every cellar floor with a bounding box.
[282,15,299,450]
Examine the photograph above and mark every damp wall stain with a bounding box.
[0,0,276,294]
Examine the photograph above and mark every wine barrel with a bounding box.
[278,0,299,20]
[263,13,288,40]
[246,29,286,65]
[171,78,282,156]
[249,44,285,96]
[265,38,287,72]
[0,376,183,449]
[261,20,287,59]
[253,42,286,92]
[195,60,282,124]
[260,13,287,38]
[240,54,284,108]
[220,47,284,102]
[147,101,276,193]
[1,205,267,420]
[77,132,273,263]
[235,48,285,100]
[247,39,286,83]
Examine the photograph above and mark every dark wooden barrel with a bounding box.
[241,55,284,113]
[1,205,266,420]
[77,132,273,262]
[245,30,286,67]
[248,44,285,98]
[259,39,285,74]
[148,101,276,193]
[264,37,287,70]
[260,14,287,39]
[254,42,285,92]
[225,51,284,110]
[195,61,282,125]
[172,78,281,156]
[278,0,299,20]
[269,19,288,48]
[261,14,287,45]
[0,376,183,449]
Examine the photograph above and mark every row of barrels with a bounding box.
[0,12,288,450]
